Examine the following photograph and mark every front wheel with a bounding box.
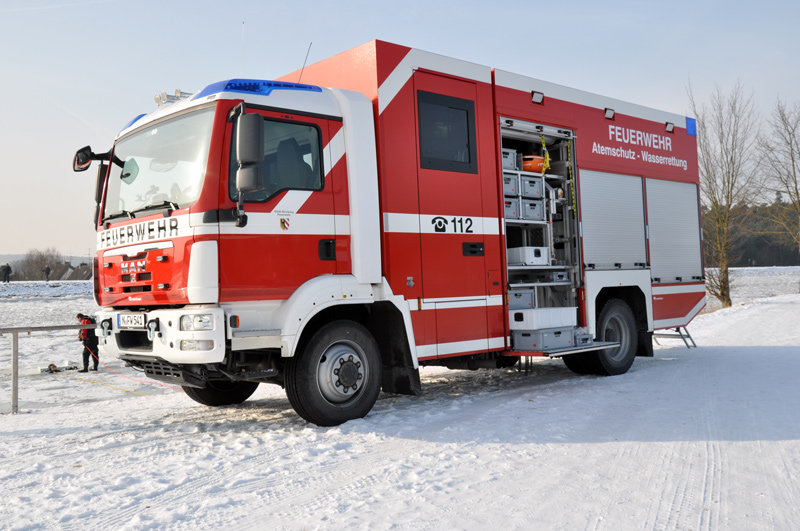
[182,380,259,406]
[285,320,382,426]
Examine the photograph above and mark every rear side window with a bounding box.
[230,117,323,203]
[418,91,478,174]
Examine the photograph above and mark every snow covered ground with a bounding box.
[702,266,800,312]
[1,269,799,530]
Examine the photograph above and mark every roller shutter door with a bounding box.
[579,170,647,270]
[646,179,703,283]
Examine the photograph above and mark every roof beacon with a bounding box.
[154,89,194,107]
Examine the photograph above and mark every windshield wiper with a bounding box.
[102,210,134,223]
[130,201,179,216]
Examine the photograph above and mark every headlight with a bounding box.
[180,314,214,331]
[180,340,214,351]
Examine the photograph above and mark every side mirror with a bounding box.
[236,166,262,194]
[236,113,264,165]
[73,146,94,172]
[232,110,264,228]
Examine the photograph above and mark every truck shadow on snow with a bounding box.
[225,345,800,444]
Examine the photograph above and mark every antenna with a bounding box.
[241,22,244,77]
[298,42,312,83]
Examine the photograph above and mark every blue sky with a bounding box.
[1,0,797,256]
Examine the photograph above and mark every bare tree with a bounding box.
[689,82,760,307]
[758,99,800,290]
[12,248,65,281]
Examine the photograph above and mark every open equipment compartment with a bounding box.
[500,118,582,349]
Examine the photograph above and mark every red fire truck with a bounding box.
[73,40,705,426]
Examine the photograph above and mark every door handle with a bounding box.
[462,242,484,257]
[318,239,336,261]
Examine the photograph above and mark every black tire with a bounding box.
[285,320,382,427]
[561,351,601,374]
[562,299,638,376]
[182,380,259,406]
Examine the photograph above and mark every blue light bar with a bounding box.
[686,117,697,137]
[120,113,146,132]
[194,79,323,100]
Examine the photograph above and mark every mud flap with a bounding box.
[637,330,654,357]
[381,364,422,396]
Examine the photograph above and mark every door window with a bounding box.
[417,91,478,174]
[230,117,323,203]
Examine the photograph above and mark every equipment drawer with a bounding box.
[512,327,574,350]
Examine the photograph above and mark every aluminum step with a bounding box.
[509,341,621,358]
[544,341,621,357]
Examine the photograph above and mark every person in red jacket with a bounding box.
[76,313,99,372]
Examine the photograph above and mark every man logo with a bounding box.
[280,218,290,231]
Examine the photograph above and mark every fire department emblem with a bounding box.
[280,218,290,231]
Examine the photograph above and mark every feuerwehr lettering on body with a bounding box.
[99,217,180,249]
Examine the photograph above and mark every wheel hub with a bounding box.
[334,356,362,391]
[317,343,368,404]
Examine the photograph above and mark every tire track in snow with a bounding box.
[77,396,459,530]
[635,354,692,530]
[85,428,411,530]
[636,351,710,530]
[84,367,573,530]
[697,397,723,530]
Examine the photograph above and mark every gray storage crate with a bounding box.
[504,198,520,219]
[503,173,518,196]
[521,199,543,221]
[501,149,518,170]
[508,289,535,309]
[521,176,543,198]
[513,327,574,351]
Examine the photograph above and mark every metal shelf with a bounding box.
[507,265,570,271]
[504,218,548,226]
[508,281,572,288]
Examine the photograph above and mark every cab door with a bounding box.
[414,72,489,356]
[219,108,341,302]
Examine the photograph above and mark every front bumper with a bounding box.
[96,306,227,364]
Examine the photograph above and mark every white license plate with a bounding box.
[118,313,146,329]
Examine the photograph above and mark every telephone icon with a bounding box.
[431,216,448,232]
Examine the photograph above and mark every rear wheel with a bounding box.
[183,380,259,406]
[285,320,382,426]
[561,350,601,374]
[594,299,638,375]
[562,299,637,376]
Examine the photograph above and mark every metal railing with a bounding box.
[1,324,95,415]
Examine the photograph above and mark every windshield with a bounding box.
[104,107,215,219]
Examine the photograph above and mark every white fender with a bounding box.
[245,275,418,367]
